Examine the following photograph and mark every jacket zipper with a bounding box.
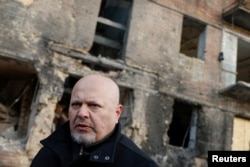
[79,145,83,156]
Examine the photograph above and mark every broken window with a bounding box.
[0,57,37,139]
[168,100,199,148]
[90,0,132,60]
[232,116,250,150]
[180,16,207,60]
[236,39,250,82]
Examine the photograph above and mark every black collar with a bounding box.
[41,122,122,166]
[71,123,122,164]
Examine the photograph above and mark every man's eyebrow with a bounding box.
[86,99,104,105]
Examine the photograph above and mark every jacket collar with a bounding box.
[80,122,121,163]
[41,121,122,164]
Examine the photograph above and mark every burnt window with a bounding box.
[168,100,199,148]
[236,39,250,82]
[90,0,132,60]
[180,16,207,60]
[0,57,37,139]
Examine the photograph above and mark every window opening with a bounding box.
[168,100,199,148]
[0,57,37,139]
[90,0,132,60]
[236,39,250,82]
[180,16,206,60]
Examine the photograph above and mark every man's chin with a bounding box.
[72,132,96,146]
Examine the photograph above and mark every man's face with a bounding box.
[68,76,122,146]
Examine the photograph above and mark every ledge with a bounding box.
[220,81,250,102]
[49,43,158,77]
[222,6,250,31]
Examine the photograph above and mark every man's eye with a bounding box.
[71,102,82,108]
[89,103,100,108]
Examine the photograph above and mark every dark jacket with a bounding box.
[30,122,158,167]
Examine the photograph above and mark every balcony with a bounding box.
[222,0,250,31]
[220,81,250,103]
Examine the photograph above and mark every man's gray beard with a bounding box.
[71,130,96,146]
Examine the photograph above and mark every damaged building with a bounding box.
[0,0,250,166]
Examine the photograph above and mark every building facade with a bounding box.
[0,0,250,166]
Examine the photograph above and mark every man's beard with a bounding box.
[71,130,96,146]
[71,119,96,146]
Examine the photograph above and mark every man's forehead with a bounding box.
[72,75,120,104]
[73,84,110,96]
[70,93,104,103]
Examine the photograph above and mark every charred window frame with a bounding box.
[168,99,199,148]
[180,16,207,60]
[90,0,132,60]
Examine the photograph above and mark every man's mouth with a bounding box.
[75,124,92,131]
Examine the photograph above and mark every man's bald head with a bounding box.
[72,74,120,105]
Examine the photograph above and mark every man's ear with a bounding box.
[116,104,123,120]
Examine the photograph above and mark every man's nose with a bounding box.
[77,104,90,118]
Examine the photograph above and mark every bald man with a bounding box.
[30,75,158,167]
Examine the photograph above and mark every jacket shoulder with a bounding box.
[117,134,158,167]
[41,121,71,145]
[38,122,73,166]
[30,146,61,167]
